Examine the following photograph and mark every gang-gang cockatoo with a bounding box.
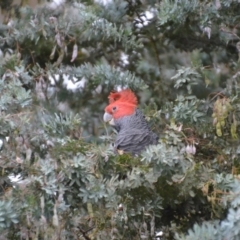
[103,89,158,155]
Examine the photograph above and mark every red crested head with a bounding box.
[108,89,138,105]
[104,89,138,123]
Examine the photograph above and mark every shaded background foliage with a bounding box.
[1,0,240,239]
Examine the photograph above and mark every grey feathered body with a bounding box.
[113,109,158,155]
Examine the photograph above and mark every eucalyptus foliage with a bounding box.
[0,0,240,239]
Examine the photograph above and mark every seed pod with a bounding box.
[217,128,222,137]
[220,120,225,127]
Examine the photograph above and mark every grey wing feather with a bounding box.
[113,108,159,155]
[115,129,158,155]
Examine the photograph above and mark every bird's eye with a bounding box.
[112,106,117,111]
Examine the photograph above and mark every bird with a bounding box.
[103,89,158,155]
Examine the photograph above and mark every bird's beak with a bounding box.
[103,112,112,122]
[103,112,115,125]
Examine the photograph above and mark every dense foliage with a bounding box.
[1,0,240,239]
